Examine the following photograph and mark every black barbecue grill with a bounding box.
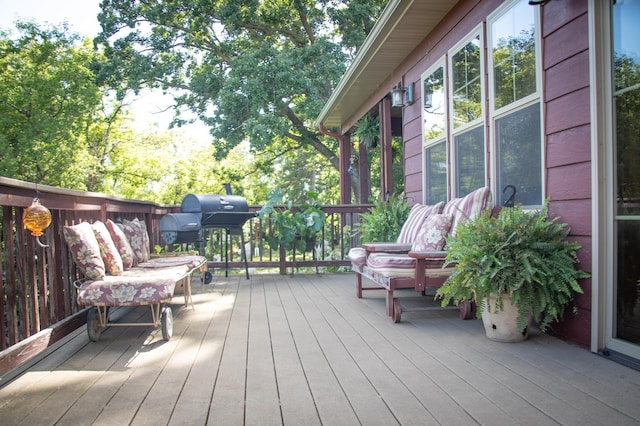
[159,191,256,279]
[181,194,256,229]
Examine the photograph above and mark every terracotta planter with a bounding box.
[481,293,529,342]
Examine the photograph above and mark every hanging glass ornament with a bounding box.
[23,197,52,247]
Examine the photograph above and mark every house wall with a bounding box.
[540,0,592,346]
[397,0,593,347]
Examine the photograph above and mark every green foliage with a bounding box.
[0,22,105,187]
[259,188,326,252]
[95,0,388,202]
[353,113,379,149]
[355,194,410,243]
[436,202,590,332]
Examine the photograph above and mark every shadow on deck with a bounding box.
[1,273,639,425]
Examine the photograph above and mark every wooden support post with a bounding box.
[379,98,393,200]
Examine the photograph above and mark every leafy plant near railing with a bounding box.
[259,188,325,252]
[436,201,590,332]
[355,193,410,243]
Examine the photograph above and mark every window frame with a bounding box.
[448,25,487,198]
[486,0,545,208]
[421,60,449,204]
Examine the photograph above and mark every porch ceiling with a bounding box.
[316,0,458,134]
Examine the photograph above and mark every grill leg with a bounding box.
[224,228,229,277]
[240,231,249,279]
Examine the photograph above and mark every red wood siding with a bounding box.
[545,50,590,102]
[542,1,591,347]
[547,125,591,168]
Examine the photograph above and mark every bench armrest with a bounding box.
[408,250,447,260]
[362,243,412,253]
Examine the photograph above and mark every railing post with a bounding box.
[279,245,287,275]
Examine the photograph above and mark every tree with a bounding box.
[0,22,106,188]
[94,0,388,202]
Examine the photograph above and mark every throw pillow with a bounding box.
[411,214,452,252]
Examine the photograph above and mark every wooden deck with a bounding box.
[1,272,640,425]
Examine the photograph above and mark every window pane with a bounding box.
[613,0,640,347]
[455,126,485,197]
[452,35,482,128]
[495,103,541,206]
[492,0,536,110]
[426,141,447,204]
[614,1,640,216]
[423,66,446,142]
[615,219,640,344]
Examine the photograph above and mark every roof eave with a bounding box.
[316,0,457,134]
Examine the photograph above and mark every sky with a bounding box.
[0,0,211,142]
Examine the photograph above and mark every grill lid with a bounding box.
[181,194,249,215]
[159,212,201,244]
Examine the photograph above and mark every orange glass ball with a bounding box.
[23,199,52,237]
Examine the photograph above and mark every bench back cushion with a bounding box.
[92,220,124,276]
[122,218,151,263]
[442,186,492,236]
[106,219,136,269]
[397,201,444,244]
[63,222,106,280]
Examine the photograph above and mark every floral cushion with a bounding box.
[63,222,106,280]
[122,218,150,263]
[106,219,136,269]
[442,186,492,236]
[142,255,207,270]
[91,220,124,275]
[396,201,445,244]
[76,265,189,307]
[411,214,452,252]
[138,219,151,261]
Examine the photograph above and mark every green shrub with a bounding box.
[356,194,410,243]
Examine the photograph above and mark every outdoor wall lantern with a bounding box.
[391,82,414,108]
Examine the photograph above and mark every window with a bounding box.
[489,0,542,206]
[422,63,447,204]
[450,31,485,197]
[425,141,447,204]
[420,0,542,207]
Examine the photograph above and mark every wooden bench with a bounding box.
[349,187,492,322]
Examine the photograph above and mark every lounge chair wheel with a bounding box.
[204,271,213,284]
[458,299,474,320]
[161,306,173,341]
[87,307,103,342]
[393,298,402,323]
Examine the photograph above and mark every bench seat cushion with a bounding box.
[141,255,207,270]
[364,253,415,277]
[348,247,366,269]
[76,265,190,307]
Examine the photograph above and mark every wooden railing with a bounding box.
[0,176,372,372]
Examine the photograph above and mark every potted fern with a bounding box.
[435,201,589,342]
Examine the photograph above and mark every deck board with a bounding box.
[2,272,640,425]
